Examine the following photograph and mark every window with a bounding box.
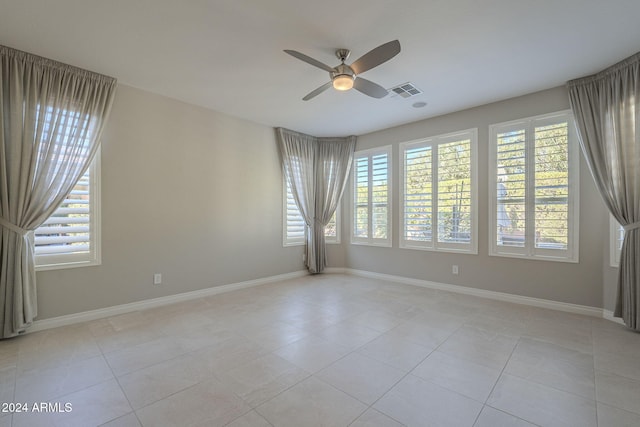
[283,175,306,246]
[610,216,624,267]
[324,206,339,243]
[32,103,101,270]
[283,176,340,246]
[489,111,579,262]
[351,146,392,246]
[400,129,478,253]
[35,152,101,270]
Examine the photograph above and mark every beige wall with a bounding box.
[35,84,616,321]
[344,87,610,309]
[36,84,305,319]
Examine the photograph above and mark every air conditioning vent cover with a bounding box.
[389,82,422,98]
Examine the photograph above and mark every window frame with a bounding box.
[488,110,579,262]
[35,150,102,271]
[350,145,392,247]
[399,128,478,254]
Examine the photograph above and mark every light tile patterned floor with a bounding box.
[1,273,640,426]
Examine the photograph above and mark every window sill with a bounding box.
[488,251,578,264]
[350,240,392,248]
[36,259,101,272]
[400,243,478,255]
[283,240,341,247]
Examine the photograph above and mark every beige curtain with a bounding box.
[567,51,640,330]
[277,128,316,270]
[314,137,355,272]
[276,128,355,274]
[0,45,117,338]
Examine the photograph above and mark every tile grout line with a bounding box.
[253,316,413,425]
[473,335,522,426]
[95,298,222,426]
[100,347,142,427]
[497,337,599,404]
[353,318,466,425]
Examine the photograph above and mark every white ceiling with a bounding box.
[1,0,639,137]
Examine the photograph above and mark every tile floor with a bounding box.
[1,273,639,426]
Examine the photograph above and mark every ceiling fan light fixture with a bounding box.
[333,74,354,91]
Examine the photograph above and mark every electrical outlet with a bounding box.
[452,265,459,275]
[153,273,162,285]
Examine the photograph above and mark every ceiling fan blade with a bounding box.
[284,50,334,72]
[350,40,401,75]
[353,77,388,98]
[303,82,332,101]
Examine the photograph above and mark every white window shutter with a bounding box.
[284,176,306,245]
[35,153,100,270]
[490,111,578,262]
[400,129,477,253]
[351,146,391,246]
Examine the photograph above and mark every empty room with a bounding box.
[1,1,640,426]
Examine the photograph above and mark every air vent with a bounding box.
[388,82,423,98]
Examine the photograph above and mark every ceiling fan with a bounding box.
[284,40,401,101]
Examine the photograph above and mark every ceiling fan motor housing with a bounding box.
[332,63,355,79]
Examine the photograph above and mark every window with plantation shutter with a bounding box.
[400,129,477,253]
[351,146,391,246]
[610,216,624,267]
[35,153,101,270]
[324,207,339,243]
[283,175,306,246]
[283,176,340,246]
[489,111,579,262]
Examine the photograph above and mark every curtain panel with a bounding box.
[567,51,640,330]
[0,45,117,338]
[313,137,355,272]
[276,128,355,274]
[277,129,317,268]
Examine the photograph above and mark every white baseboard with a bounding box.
[30,267,620,334]
[324,267,348,274]
[30,270,308,333]
[603,310,625,325]
[344,268,605,318]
